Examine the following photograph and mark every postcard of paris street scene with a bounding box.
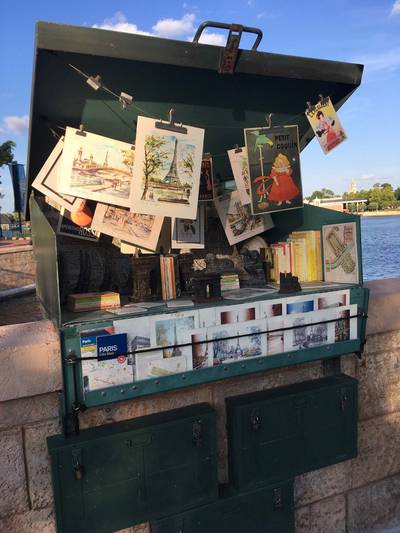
[130,116,204,219]
[244,124,303,215]
[59,127,135,207]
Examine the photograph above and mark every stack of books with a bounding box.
[271,230,322,282]
[160,255,177,300]
[67,291,120,312]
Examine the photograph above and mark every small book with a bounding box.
[67,292,120,312]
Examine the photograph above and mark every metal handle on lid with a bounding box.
[192,20,263,50]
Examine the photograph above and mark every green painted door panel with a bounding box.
[48,403,218,533]
[226,374,357,490]
[151,481,294,533]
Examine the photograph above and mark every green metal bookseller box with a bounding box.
[226,374,358,490]
[47,403,218,533]
[151,480,294,533]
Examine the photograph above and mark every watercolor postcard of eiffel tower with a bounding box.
[131,116,205,219]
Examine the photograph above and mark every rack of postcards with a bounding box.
[27,21,368,434]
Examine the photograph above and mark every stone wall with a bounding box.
[1,279,400,532]
[0,245,35,290]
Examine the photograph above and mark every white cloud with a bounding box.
[391,0,400,15]
[92,11,151,35]
[152,13,195,38]
[257,11,266,19]
[358,173,376,181]
[197,31,225,46]
[2,115,29,135]
[356,47,400,73]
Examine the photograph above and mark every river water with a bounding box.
[361,216,400,281]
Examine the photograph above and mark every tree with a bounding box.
[395,187,400,201]
[373,182,381,188]
[140,135,169,200]
[0,141,16,238]
[381,183,393,190]
[307,188,336,201]
[180,151,194,182]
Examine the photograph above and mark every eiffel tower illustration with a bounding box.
[163,139,182,186]
[171,322,182,357]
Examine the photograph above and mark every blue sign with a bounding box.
[96,333,128,360]
[8,163,26,213]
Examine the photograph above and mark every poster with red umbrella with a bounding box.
[244,125,303,215]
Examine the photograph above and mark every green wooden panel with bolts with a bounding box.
[47,404,218,533]
[226,374,358,491]
[151,480,294,533]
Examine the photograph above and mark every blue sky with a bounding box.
[0,0,399,212]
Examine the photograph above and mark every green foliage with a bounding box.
[0,140,16,167]
[395,187,400,201]
[141,135,169,200]
[307,188,335,201]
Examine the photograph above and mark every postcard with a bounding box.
[82,357,134,392]
[59,127,134,207]
[199,307,217,328]
[316,289,350,310]
[91,204,164,252]
[151,310,199,360]
[244,125,303,216]
[214,191,274,246]
[266,316,285,355]
[284,309,335,351]
[227,146,251,205]
[199,156,214,201]
[135,350,163,380]
[222,287,277,301]
[305,96,347,154]
[32,138,84,213]
[286,297,314,315]
[171,205,205,250]
[334,304,358,342]
[136,352,190,380]
[216,303,258,325]
[260,299,285,318]
[183,328,213,369]
[57,206,99,242]
[131,116,204,219]
[209,323,242,365]
[322,222,359,284]
[239,319,267,359]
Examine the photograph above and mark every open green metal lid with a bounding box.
[26,21,363,210]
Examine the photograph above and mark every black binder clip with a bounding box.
[75,124,86,137]
[234,144,242,153]
[155,108,187,134]
[318,93,327,104]
[306,101,313,113]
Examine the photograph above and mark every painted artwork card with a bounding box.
[131,116,204,219]
[59,127,134,207]
[91,204,163,252]
[114,316,153,354]
[322,222,359,284]
[136,352,190,379]
[305,96,347,154]
[286,298,314,315]
[284,309,335,351]
[316,289,350,309]
[151,310,199,362]
[171,205,205,249]
[244,125,303,215]
[82,357,134,391]
[199,307,217,328]
[199,156,214,201]
[31,138,83,213]
[216,303,258,325]
[260,299,286,318]
[209,323,243,365]
[266,316,285,355]
[214,190,274,246]
[238,319,267,359]
[227,146,251,205]
[135,350,164,380]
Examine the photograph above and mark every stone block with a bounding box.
[364,331,400,357]
[0,320,62,402]
[0,392,60,430]
[0,507,55,533]
[347,474,400,533]
[357,347,400,421]
[79,383,213,430]
[364,278,400,336]
[351,411,400,489]
[24,419,61,510]
[0,428,29,518]
[295,494,346,533]
[295,461,351,507]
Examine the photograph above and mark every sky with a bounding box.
[0,0,399,212]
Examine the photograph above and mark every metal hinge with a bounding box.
[192,420,203,448]
[72,448,84,481]
[272,488,283,509]
[251,410,262,432]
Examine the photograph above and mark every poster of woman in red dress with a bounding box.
[305,96,347,154]
[244,124,303,215]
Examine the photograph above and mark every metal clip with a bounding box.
[192,420,203,448]
[219,24,243,74]
[155,108,187,134]
[272,488,283,509]
[306,101,313,113]
[250,411,262,432]
[72,448,84,481]
[75,124,86,137]
[234,144,243,153]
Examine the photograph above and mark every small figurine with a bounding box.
[177,252,195,295]
[279,272,302,294]
[131,255,162,302]
[192,272,222,303]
